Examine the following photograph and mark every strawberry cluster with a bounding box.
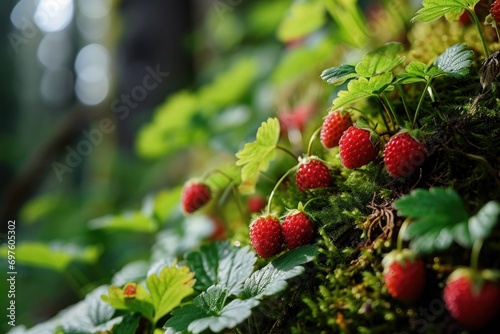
[320,110,428,178]
[250,209,315,258]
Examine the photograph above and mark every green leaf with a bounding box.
[19,193,70,224]
[103,266,195,324]
[136,91,199,159]
[153,187,183,222]
[468,201,500,241]
[146,265,196,323]
[397,61,444,84]
[355,42,405,77]
[164,304,206,334]
[235,118,281,194]
[0,241,101,272]
[242,245,317,299]
[30,285,120,333]
[102,283,155,320]
[189,298,259,333]
[186,242,257,295]
[320,64,358,86]
[204,165,242,193]
[164,285,259,334]
[331,72,394,110]
[271,39,335,83]
[434,43,474,78]
[112,314,140,334]
[276,0,326,42]
[394,188,471,254]
[85,286,116,327]
[88,211,157,233]
[412,0,479,22]
[198,58,257,111]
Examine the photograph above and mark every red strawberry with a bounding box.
[282,210,315,249]
[491,0,500,23]
[247,195,267,214]
[383,132,427,178]
[382,249,426,303]
[443,268,500,329]
[339,126,380,169]
[249,215,283,258]
[181,181,212,214]
[279,104,315,137]
[295,156,331,192]
[320,110,352,148]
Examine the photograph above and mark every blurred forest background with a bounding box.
[0,0,404,332]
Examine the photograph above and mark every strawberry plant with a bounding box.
[5,0,500,333]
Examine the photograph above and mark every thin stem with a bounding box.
[204,169,248,221]
[396,83,412,122]
[470,239,484,271]
[468,8,490,58]
[202,169,233,183]
[150,321,156,334]
[233,327,244,334]
[302,197,321,211]
[413,79,432,128]
[307,126,322,156]
[266,165,298,214]
[231,184,249,222]
[378,96,392,131]
[275,145,299,161]
[380,93,401,130]
[493,20,500,43]
[428,85,446,121]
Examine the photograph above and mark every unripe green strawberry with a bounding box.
[383,132,427,178]
[443,268,500,329]
[282,210,315,249]
[181,181,212,214]
[249,215,283,258]
[295,156,331,192]
[382,249,426,303]
[339,126,380,169]
[320,110,352,148]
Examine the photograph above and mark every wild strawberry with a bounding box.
[320,110,352,149]
[382,249,426,303]
[123,283,137,299]
[383,132,427,178]
[249,215,283,258]
[491,0,500,23]
[443,268,500,329]
[339,125,380,169]
[247,195,266,214]
[282,210,315,249]
[295,156,331,192]
[181,181,211,214]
